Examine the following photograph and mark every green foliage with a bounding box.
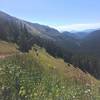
[0,46,100,100]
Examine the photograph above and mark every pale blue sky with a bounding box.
[0,0,100,31]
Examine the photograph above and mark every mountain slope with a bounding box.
[0,11,78,62]
[81,30,100,54]
[0,44,100,100]
[0,11,60,42]
[60,31,80,51]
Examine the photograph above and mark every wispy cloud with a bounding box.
[51,23,100,31]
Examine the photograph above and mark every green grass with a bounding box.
[0,45,100,100]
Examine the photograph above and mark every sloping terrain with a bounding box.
[80,30,100,54]
[0,11,78,56]
[0,40,18,55]
[0,44,100,100]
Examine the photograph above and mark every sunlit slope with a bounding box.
[29,45,98,84]
[0,41,18,54]
[0,45,100,99]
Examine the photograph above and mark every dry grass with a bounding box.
[0,41,18,55]
[29,47,99,86]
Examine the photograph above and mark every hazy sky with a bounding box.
[0,0,100,31]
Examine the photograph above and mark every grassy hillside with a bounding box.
[0,41,18,54]
[0,45,100,100]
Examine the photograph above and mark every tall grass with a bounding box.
[0,47,100,100]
